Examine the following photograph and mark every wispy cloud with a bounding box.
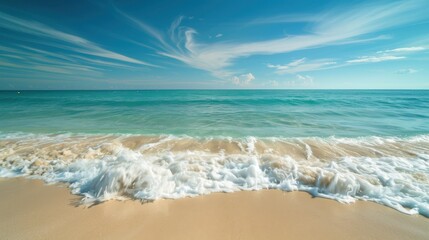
[270,45,424,74]
[0,45,103,75]
[232,73,255,85]
[268,44,424,74]
[338,45,424,66]
[294,74,314,86]
[119,1,426,80]
[268,58,337,74]
[0,11,157,81]
[0,11,153,66]
[377,46,425,53]
[116,8,170,50]
[268,74,315,88]
[347,55,405,63]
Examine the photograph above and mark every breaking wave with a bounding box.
[1,133,428,217]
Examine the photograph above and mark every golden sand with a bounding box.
[0,178,428,240]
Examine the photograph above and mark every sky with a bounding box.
[0,0,428,90]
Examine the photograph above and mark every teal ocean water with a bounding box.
[1,90,429,216]
[0,90,428,137]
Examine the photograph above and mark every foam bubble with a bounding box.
[0,133,428,217]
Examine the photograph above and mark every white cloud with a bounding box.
[263,75,315,89]
[267,45,424,74]
[396,68,418,74]
[129,1,426,79]
[114,8,173,54]
[0,11,154,67]
[296,74,314,84]
[347,55,405,63]
[377,46,425,53]
[168,16,185,42]
[215,33,223,38]
[344,45,424,65]
[268,58,336,74]
[266,46,423,76]
[0,10,160,82]
[284,74,314,88]
[232,73,255,85]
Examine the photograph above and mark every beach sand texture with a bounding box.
[1,178,428,240]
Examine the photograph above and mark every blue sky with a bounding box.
[0,0,428,89]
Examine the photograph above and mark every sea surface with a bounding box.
[0,90,428,216]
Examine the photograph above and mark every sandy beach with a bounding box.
[2,0,429,238]
[0,178,428,240]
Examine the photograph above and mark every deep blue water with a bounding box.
[0,90,428,137]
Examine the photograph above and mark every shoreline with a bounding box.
[1,177,428,240]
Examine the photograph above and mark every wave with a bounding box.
[1,133,428,217]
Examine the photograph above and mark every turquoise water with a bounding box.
[0,90,428,137]
[1,90,429,216]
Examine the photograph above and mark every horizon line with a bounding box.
[1,88,429,91]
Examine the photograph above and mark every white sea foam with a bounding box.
[0,133,428,217]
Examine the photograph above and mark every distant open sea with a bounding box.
[1,90,428,137]
[1,90,428,216]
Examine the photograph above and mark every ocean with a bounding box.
[0,90,428,216]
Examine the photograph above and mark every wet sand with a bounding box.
[0,178,428,240]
